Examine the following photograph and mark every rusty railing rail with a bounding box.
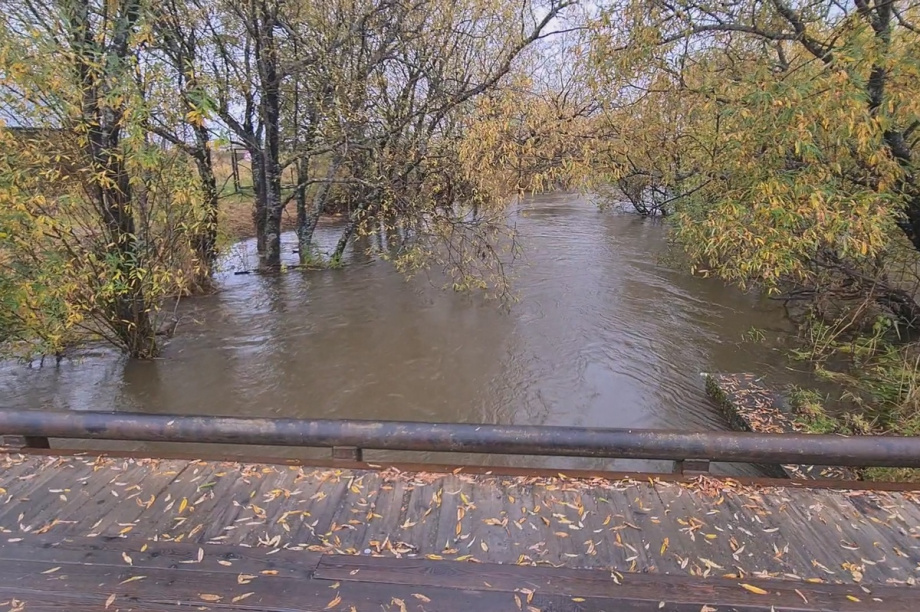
[1,410,920,476]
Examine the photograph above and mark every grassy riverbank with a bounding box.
[217,192,299,243]
[787,323,920,482]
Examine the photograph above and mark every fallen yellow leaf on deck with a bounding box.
[105,593,116,609]
[739,583,768,595]
[232,592,255,603]
[391,597,408,612]
[326,593,342,609]
[199,594,222,602]
[412,594,431,603]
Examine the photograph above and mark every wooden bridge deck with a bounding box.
[0,452,918,611]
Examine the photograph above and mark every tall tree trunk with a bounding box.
[250,147,267,253]
[295,156,310,259]
[256,1,283,269]
[71,0,156,358]
[260,105,283,269]
[191,125,219,280]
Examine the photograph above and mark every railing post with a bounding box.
[1,435,51,450]
[332,446,363,461]
[674,459,710,475]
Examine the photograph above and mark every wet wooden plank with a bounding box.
[1,453,920,588]
[0,535,323,579]
[0,538,649,612]
[0,536,911,612]
[315,555,912,611]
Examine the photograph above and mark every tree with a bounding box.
[588,0,920,326]
[148,0,221,280]
[0,0,204,358]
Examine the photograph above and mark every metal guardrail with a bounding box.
[1,410,920,476]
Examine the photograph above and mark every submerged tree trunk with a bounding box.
[191,124,219,280]
[255,0,284,270]
[97,152,158,358]
[260,109,283,269]
[297,156,341,263]
[295,156,309,259]
[333,218,358,262]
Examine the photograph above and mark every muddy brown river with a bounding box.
[1,193,815,473]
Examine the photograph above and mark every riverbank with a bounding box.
[218,193,299,243]
[706,370,920,483]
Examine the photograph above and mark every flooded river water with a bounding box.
[1,193,814,473]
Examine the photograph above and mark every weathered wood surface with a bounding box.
[0,535,915,611]
[0,452,919,610]
[705,373,856,480]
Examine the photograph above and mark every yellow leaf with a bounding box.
[847,595,860,602]
[572,597,586,602]
[41,567,61,574]
[739,583,768,595]
[105,593,116,609]
[412,594,431,603]
[238,574,257,584]
[233,592,255,603]
[660,538,669,555]
[326,593,342,609]
[481,541,489,552]
[122,552,133,565]
[179,498,188,514]
[199,594,222,602]
[119,576,146,585]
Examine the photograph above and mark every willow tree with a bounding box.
[0,0,203,358]
[295,0,579,291]
[590,0,920,325]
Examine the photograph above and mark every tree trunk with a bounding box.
[298,156,341,263]
[333,218,358,262]
[94,129,157,358]
[260,126,283,269]
[263,207,283,269]
[295,156,309,259]
[191,125,219,280]
[256,2,283,270]
[250,148,267,253]
[72,0,156,358]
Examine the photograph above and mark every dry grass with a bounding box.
[212,150,300,242]
[218,193,298,243]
